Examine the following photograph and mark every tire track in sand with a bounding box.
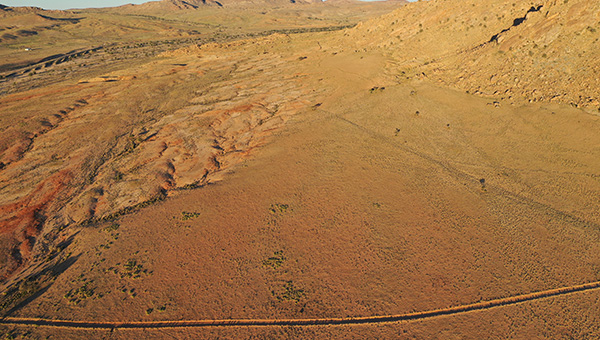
[2,280,600,330]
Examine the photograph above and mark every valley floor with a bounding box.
[1,17,600,340]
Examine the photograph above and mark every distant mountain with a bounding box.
[0,4,46,17]
[120,0,324,11]
[138,0,224,10]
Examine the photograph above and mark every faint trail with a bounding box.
[2,281,600,330]
[327,111,600,232]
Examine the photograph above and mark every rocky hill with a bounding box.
[121,0,225,10]
[350,0,600,112]
[122,0,325,11]
[0,4,43,14]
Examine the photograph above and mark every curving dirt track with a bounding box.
[2,280,599,330]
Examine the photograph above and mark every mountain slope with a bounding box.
[350,0,600,111]
[122,0,324,12]
[122,0,224,11]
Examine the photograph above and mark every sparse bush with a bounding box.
[270,204,290,214]
[114,171,124,181]
[276,281,305,302]
[103,223,120,233]
[181,211,201,220]
[64,283,95,304]
[263,251,286,269]
[117,259,147,279]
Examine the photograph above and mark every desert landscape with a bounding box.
[0,0,599,338]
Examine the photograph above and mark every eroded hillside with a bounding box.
[0,0,405,284]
